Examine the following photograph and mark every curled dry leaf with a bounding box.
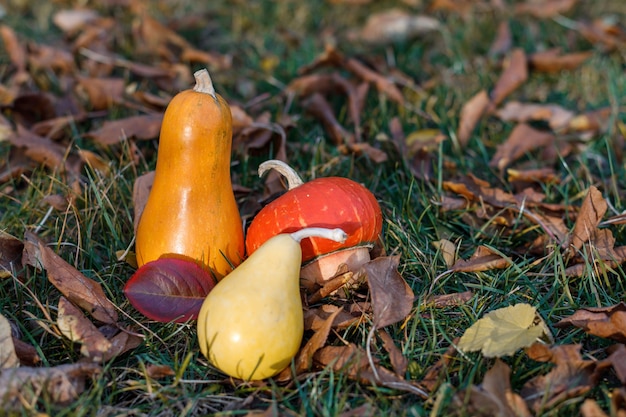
[0,362,100,409]
[488,21,512,57]
[132,170,154,233]
[77,77,125,110]
[451,359,532,417]
[490,49,528,109]
[522,344,605,414]
[350,8,440,45]
[432,239,457,268]
[0,313,19,368]
[86,113,163,146]
[489,123,556,170]
[362,255,414,328]
[52,8,100,34]
[564,186,606,256]
[514,0,577,19]
[554,302,626,343]
[495,101,575,131]
[457,89,490,147]
[57,297,112,362]
[529,49,593,73]
[378,329,408,376]
[450,245,511,273]
[507,167,560,184]
[0,231,23,279]
[22,231,119,324]
[303,93,354,145]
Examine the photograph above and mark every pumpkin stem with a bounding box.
[193,68,217,99]
[290,227,347,244]
[258,160,304,189]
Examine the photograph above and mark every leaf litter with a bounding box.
[2,0,626,414]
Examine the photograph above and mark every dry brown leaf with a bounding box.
[362,255,414,328]
[565,186,606,255]
[554,302,626,343]
[22,231,119,324]
[86,113,163,145]
[507,167,560,184]
[27,43,77,77]
[451,245,511,273]
[489,123,556,170]
[350,8,440,45]
[522,344,604,413]
[0,24,28,79]
[495,101,575,131]
[565,107,612,137]
[605,344,626,385]
[145,364,175,379]
[77,77,125,110]
[294,308,342,374]
[378,329,408,376]
[52,8,100,34]
[344,57,405,106]
[0,231,23,279]
[529,49,593,73]
[12,337,40,367]
[490,49,528,109]
[338,142,388,163]
[103,329,143,362]
[57,297,112,361]
[0,362,100,409]
[457,90,490,147]
[304,304,361,332]
[303,93,354,145]
[580,399,609,417]
[579,18,626,52]
[489,21,512,57]
[514,0,577,18]
[0,313,19,368]
[8,125,72,172]
[452,359,532,417]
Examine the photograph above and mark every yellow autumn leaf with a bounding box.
[458,304,552,358]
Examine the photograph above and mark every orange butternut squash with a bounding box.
[135,68,244,279]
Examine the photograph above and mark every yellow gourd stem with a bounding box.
[290,227,347,244]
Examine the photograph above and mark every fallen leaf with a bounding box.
[488,21,512,57]
[303,93,354,145]
[554,302,626,343]
[132,170,154,233]
[450,245,511,273]
[304,304,361,332]
[490,49,528,109]
[489,123,556,170]
[0,362,100,409]
[77,76,125,110]
[522,344,605,413]
[457,90,490,147]
[0,231,23,278]
[292,307,342,375]
[564,186,607,256]
[52,8,100,34]
[565,107,612,137]
[495,101,575,131]
[362,255,414,328]
[452,359,532,417]
[0,313,19,368]
[378,329,408,376]
[124,258,216,323]
[580,399,609,417]
[22,231,119,324]
[145,364,175,379]
[338,142,388,163]
[102,329,143,362]
[12,337,40,366]
[86,113,163,145]
[507,167,561,184]
[457,303,552,357]
[529,49,593,73]
[514,0,577,18]
[57,297,112,362]
[579,18,626,52]
[350,8,440,45]
[605,344,626,385]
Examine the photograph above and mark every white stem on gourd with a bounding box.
[290,227,347,244]
[258,160,304,190]
[193,68,217,99]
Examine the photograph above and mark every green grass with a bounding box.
[2,0,626,415]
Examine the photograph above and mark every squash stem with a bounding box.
[193,68,217,99]
[258,160,304,189]
[290,227,347,244]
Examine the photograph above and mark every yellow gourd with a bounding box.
[135,68,244,279]
[197,227,347,380]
